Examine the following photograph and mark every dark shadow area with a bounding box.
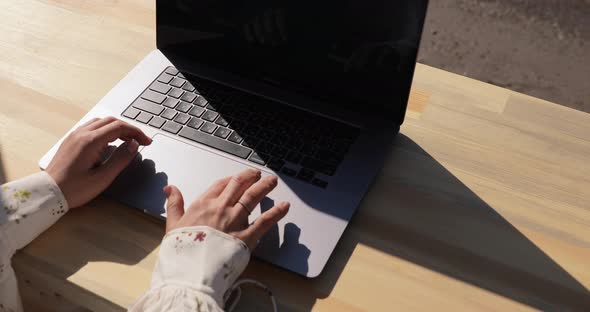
[241,134,590,311]
[0,144,6,184]
[13,151,166,311]
[254,198,311,277]
[104,151,169,217]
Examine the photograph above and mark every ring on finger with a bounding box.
[236,200,252,215]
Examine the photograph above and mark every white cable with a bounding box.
[224,278,278,312]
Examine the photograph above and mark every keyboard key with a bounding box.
[132,99,165,115]
[258,129,274,141]
[296,168,315,182]
[162,121,182,134]
[141,90,167,104]
[188,106,205,117]
[149,116,166,128]
[157,73,174,84]
[194,97,208,107]
[271,146,289,159]
[165,67,179,75]
[181,92,197,103]
[136,112,153,124]
[176,101,192,113]
[257,142,274,154]
[200,122,217,134]
[242,136,261,148]
[149,82,171,94]
[243,125,260,136]
[187,117,204,129]
[286,151,303,164]
[179,127,252,159]
[311,178,328,188]
[282,167,297,177]
[233,110,250,120]
[161,108,177,120]
[267,158,284,171]
[174,113,190,125]
[215,116,230,127]
[170,77,186,88]
[302,144,318,156]
[228,132,243,144]
[122,107,141,119]
[301,157,337,176]
[163,97,179,108]
[182,82,196,92]
[206,103,218,111]
[249,152,267,165]
[229,120,246,131]
[168,88,184,99]
[214,127,231,139]
[202,110,219,122]
[316,149,344,165]
[331,141,352,154]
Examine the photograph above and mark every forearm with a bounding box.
[0,172,69,312]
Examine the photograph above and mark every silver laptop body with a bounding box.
[40,1,429,277]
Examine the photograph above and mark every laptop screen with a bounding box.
[157,0,428,125]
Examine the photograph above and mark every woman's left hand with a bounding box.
[46,117,152,208]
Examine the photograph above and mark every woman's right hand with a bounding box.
[163,169,290,250]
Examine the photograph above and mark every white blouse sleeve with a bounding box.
[129,226,251,312]
[0,172,69,312]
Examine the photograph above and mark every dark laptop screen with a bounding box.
[157,0,428,125]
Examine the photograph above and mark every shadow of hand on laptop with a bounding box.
[253,198,311,276]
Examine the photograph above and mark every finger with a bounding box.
[163,185,185,232]
[86,116,118,131]
[233,175,278,219]
[219,169,261,205]
[94,139,140,183]
[93,119,152,145]
[79,117,101,129]
[201,176,232,199]
[239,202,290,249]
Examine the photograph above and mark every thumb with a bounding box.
[164,185,185,232]
[96,139,140,183]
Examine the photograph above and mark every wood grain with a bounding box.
[1,0,589,311]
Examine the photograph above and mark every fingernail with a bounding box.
[280,201,291,211]
[163,186,171,196]
[127,139,139,154]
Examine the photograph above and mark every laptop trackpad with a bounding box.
[105,134,273,218]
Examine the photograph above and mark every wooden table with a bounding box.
[1,1,589,311]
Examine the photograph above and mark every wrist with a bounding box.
[151,226,250,307]
[44,168,71,209]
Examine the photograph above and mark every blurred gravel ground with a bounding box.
[418,0,589,112]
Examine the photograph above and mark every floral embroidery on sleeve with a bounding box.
[173,230,207,254]
[2,186,32,224]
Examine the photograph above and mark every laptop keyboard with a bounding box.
[122,66,359,189]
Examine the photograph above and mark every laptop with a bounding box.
[40,0,429,277]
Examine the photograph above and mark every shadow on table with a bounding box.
[240,134,589,311]
[14,153,166,311]
[0,144,7,184]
